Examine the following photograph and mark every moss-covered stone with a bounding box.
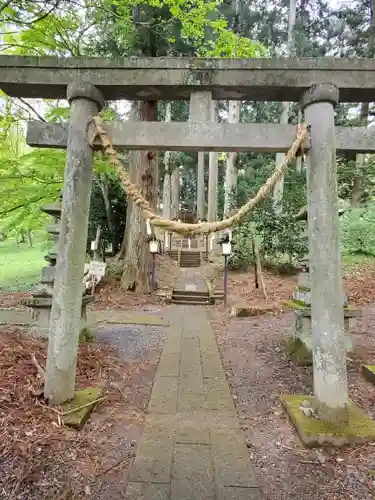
[281,394,375,447]
[296,285,310,292]
[284,337,312,366]
[79,327,93,343]
[62,387,103,430]
[231,303,277,317]
[284,300,309,310]
[362,365,375,385]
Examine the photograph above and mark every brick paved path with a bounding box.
[126,305,260,499]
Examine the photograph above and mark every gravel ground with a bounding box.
[93,324,168,363]
[209,306,375,500]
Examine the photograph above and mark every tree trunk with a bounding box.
[98,173,116,251]
[351,0,375,207]
[27,229,33,248]
[118,103,138,260]
[207,101,218,222]
[121,100,158,292]
[223,100,240,219]
[197,151,205,219]
[351,153,365,208]
[273,0,297,213]
[162,102,172,219]
[171,166,180,219]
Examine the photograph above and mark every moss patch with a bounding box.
[284,300,309,310]
[61,387,103,430]
[284,337,312,366]
[281,394,375,447]
[79,327,93,343]
[296,285,310,292]
[231,304,277,317]
[362,365,375,385]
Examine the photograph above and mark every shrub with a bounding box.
[341,205,375,256]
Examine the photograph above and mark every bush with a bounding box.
[252,198,307,262]
[341,205,375,256]
[228,221,255,270]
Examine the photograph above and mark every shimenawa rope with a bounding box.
[90,116,308,236]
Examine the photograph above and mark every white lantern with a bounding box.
[221,241,232,256]
[149,239,159,254]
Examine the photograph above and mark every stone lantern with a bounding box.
[286,205,359,358]
[22,201,93,338]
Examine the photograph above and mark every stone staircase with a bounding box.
[169,249,202,268]
[179,250,201,268]
[171,288,210,306]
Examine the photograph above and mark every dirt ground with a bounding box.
[0,286,164,500]
[208,261,375,500]
[1,257,375,499]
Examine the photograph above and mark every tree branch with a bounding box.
[0,196,46,217]
[16,98,46,122]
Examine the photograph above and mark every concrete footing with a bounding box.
[281,394,375,447]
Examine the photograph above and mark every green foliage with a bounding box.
[87,175,127,254]
[228,221,255,270]
[252,198,307,262]
[341,205,375,256]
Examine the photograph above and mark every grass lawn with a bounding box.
[0,236,45,292]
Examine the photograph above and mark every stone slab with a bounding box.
[217,486,261,500]
[61,386,103,430]
[125,483,170,500]
[127,301,258,496]
[362,365,375,385]
[4,56,375,102]
[148,375,178,413]
[281,394,375,447]
[158,352,180,377]
[87,310,169,327]
[171,444,215,500]
[201,352,226,379]
[129,417,175,484]
[211,428,259,488]
[204,377,235,411]
[0,308,32,326]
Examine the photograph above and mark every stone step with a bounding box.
[172,294,209,303]
[173,289,208,298]
[171,298,209,305]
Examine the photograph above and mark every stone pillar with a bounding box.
[207,101,218,222]
[44,82,103,405]
[301,84,348,423]
[189,91,211,221]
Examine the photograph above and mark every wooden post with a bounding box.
[44,82,104,405]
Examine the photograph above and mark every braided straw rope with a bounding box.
[90,116,308,236]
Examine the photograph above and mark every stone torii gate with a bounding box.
[2,56,375,439]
